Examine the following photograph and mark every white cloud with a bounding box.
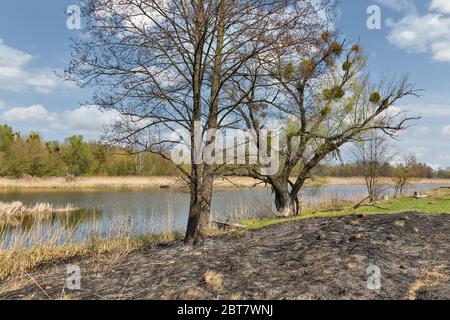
[437,154,450,161]
[428,163,442,170]
[0,104,118,138]
[0,100,4,110]
[441,125,450,137]
[376,0,416,13]
[410,126,431,137]
[0,39,65,93]
[430,0,450,14]
[386,14,450,61]
[407,146,430,158]
[385,105,403,116]
[1,105,59,125]
[401,103,450,117]
[63,106,118,135]
[382,1,450,62]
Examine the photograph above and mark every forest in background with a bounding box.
[1,124,449,179]
[0,124,179,177]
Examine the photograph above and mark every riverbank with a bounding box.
[1,188,449,300]
[1,176,449,191]
[1,212,448,300]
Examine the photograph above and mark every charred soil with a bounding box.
[1,213,449,300]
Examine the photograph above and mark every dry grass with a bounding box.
[1,176,449,191]
[353,232,367,241]
[229,293,242,300]
[0,194,205,283]
[394,219,406,228]
[405,266,449,300]
[0,217,183,282]
[301,197,355,213]
[185,286,204,299]
[0,194,237,285]
[0,201,77,220]
[201,270,224,292]
[0,176,183,191]
[0,233,183,282]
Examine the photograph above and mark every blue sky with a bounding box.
[0,0,449,167]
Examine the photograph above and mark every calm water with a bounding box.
[0,183,446,247]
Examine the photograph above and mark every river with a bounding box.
[0,183,446,248]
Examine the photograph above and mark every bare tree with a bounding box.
[64,0,330,243]
[229,33,420,217]
[393,155,419,198]
[353,130,392,203]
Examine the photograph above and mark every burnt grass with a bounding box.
[1,213,449,300]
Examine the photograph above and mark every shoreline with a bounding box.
[0,176,449,192]
[1,212,449,300]
[1,188,449,298]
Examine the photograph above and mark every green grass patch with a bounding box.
[242,188,450,230]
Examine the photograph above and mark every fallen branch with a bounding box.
[352,197,388,210]
[353,196,370,209]
[212,220,245,230]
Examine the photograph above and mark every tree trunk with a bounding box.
[184,196,211,245]
[184,152,215,245]
[184,174,213,245]
[273,186,299,217]
[184,0,224,245]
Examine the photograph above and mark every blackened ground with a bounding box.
[1,213,449,300]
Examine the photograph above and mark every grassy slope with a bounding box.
[243,187,450,229]
[2,188,449,282]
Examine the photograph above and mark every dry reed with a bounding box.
[0,201,78,227]
[1,176,447,191]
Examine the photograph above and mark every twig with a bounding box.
[22,269,51,300]
[118,261,139,300]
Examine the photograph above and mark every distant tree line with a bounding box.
[0,124,179,178]
[310,160,449,179]
[1,124,449,179]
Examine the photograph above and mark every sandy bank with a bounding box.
[0,176,449,191]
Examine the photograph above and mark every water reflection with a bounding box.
[0,183,446,248]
